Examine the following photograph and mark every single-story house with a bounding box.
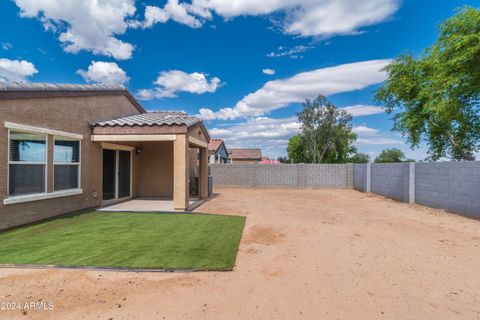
[208,139,228,164]
[0,83,210,230]
[228,148,262,164]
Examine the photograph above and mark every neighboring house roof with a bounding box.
[229,148,262,160]
[0,82,145,113]
[208,139,224,152]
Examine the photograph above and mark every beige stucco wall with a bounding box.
[188,123,209,144]
[0,95,141,230]
[173,134,189,209]
[137,141,174,198]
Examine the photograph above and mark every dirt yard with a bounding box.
[1,188,480,320]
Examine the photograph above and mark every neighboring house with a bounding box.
[228,148,262,164]
[208,139,229,164]
[0,83,210,230]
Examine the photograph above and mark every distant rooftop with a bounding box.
[208,139,225,152]
[229,148,262,160]
[93,111,202,128]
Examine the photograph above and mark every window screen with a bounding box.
[54,165,79,191]
[8,131,46,196]
[54,137,80,191]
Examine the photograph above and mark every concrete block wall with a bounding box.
[353,161,480,218]
[370,163,413,203]
[353,164,368,192]
[298,164,348,187]
[211,164,257,186]
[346,164,354,189]
[212,162,480,218]
[254,164,299,186]
[210,164,350,188]
[416,162,480,217]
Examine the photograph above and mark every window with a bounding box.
[8,131,47,196]
[54,137,80,191]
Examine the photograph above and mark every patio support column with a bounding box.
[174,134,189,210]
[199,147,208,199]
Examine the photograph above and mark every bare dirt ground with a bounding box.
[1,188,480,320]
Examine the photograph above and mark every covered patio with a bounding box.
[90,112,210,211]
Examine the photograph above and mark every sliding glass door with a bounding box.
[118,150,131,199]
[102,149,116,201]
[102,148,131,202]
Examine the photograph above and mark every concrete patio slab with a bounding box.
[97,197,204,212]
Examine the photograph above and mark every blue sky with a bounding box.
[0,0,477,160]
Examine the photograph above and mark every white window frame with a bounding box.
[3,122,84,205]
[53,136,81,192]
[7,129,48,198]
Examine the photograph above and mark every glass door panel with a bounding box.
[118,150,131,198]
[102,149,116,201]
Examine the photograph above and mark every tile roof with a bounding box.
[92,111,202,127]
[0,82,126,91]
[208,139,224,152]
[228,148,262,160]
[0,82,145,113]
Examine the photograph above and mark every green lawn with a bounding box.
[0,212,245,270]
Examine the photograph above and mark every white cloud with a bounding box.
[14,0,136,60]
[353,125,379,135]
[77,61,129,85]
[262,68,276,75]
[143,6,170,27]
[280,0,399,37]
[137,0,399,38]
[199,59,391,120]
[342,104,384,117]
[0,58,38,82]
[131,0,209,29]
[356,138,404,145]
[1,43,12,50]
[267,45,312,59]
[210,116,301,156]
[137,70,222,100]
[353,125,404,145]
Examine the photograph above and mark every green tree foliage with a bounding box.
[375,7,480,160]
[374,148,410,163]
[347,151,370,163]
[277,156,290,163]
[287,134,308,163]
[287,95,357,163]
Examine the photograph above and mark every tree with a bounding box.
[347,151,370,163]
[375,7,480,161]
[277,156,290,163]
[287,134,309,163]
[374,148,410,163]
[295,95,357,163]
